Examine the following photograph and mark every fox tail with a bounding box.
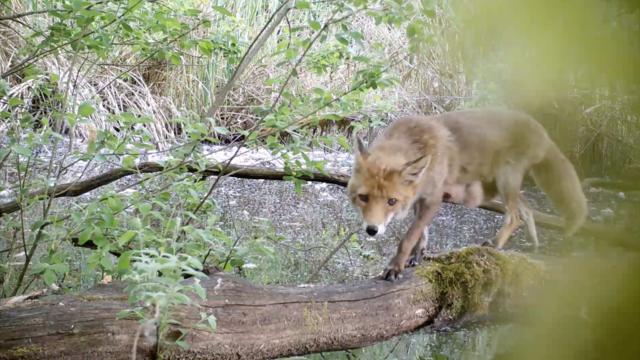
[530,143,588,236]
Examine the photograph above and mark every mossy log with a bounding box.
[0,247,541,360]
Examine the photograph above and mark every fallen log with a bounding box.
[0,247,540,360]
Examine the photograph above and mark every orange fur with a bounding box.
[348,108,588,280]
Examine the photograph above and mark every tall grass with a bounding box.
[1,0,638,174]
[1,0,469,144]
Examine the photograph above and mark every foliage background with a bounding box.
[1,0,639,358]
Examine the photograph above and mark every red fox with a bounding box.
[347,109,588,280]
[442,181,539,249]
[443,181,484,208]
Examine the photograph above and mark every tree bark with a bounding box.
[0,248,537,360]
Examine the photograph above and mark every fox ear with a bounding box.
[401,155,431,183]
[355,136,369,161]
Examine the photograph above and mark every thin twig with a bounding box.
[0,9,62,21]
[306,230,357,283]
[0,149,11,169]
[382,338,402,360]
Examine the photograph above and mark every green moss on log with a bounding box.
[5,345,44,358]
[416,246,542,322]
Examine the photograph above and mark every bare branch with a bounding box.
[206,0,295,118]
[0,9,60,22]
[0,161,349,217]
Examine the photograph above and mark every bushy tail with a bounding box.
[530,143,588,236]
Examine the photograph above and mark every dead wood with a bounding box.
[0,162,350,217]
[0,247,538,360]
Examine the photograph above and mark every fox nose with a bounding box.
[365,225,378,236]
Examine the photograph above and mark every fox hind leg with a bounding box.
[518,197,539,250]
[495,166,526,249]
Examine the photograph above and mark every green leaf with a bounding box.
[67,114,77,127]
[102,211,117,228]
[50,263,69,275]
[207,315,217,331]
[197,40,214,56]
[0,79,9,97]
[407,26,417,38]
[87,251,100,270]
[185,7,202,17]
[350,31,364,41]
[11,145,32,157]
[117,251,132,273]
[137,203,152,215]
[294,178,303,193]
[337,135,351,151]
[78,227,93,245]
[107,197,124,212]
[42,269,56,286]
[295,0,311,9]
[169,53,181,65]
[285,48,297,60]
[78,102,95,117]
[118,230,137,245]
[192,282,206,300]
[175,339,191,350]
[121,22,133,33]
[173,293,191,304]
[7,97,23,107]
[335,34,349,46]
[32,263,48,274]
[100,254,112,270]
[92,228,107,247]
[352,55,370,63]
[308,20,321,31]
[122,155,136,169]
[213,126,229,135]
[212,6,233,17]
[116,308,143,320]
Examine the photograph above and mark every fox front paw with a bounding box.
[481,240,494,248]
[405,253,423,268]
[380,260,405,282]
[380,267,402,281]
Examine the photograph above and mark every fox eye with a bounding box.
[358,194,369,203]
[388,198,397,206]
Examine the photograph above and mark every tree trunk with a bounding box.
[0,247,538,360]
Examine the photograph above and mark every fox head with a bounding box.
[347,137,430,236]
